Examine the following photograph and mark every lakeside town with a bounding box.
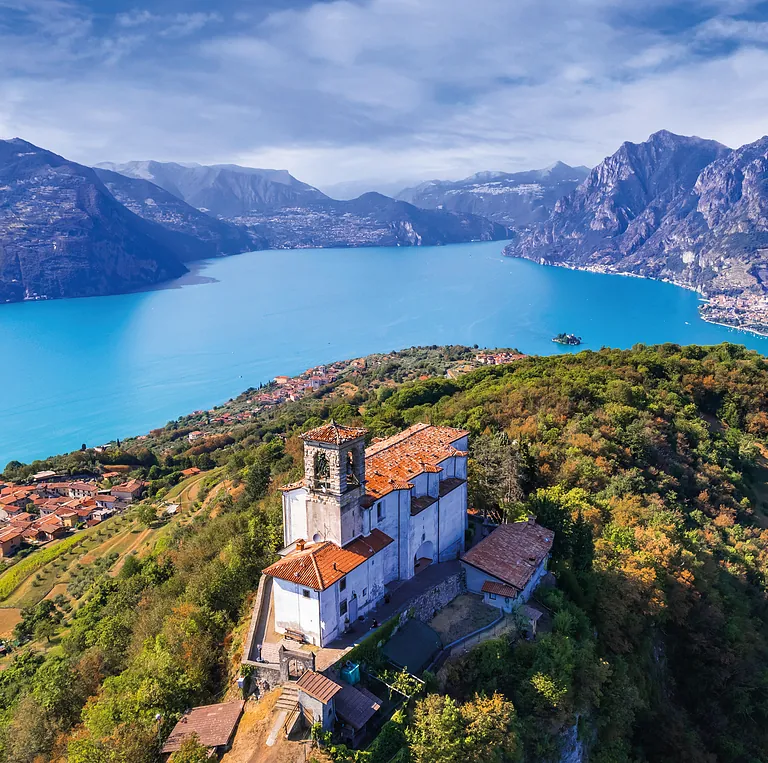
[129,347,527,453]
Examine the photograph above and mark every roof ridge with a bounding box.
[310,550,323,589]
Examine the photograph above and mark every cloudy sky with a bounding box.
[3,0,768,192]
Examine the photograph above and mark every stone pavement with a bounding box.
[314,560,461,670]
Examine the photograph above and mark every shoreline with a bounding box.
[504,254,768,338]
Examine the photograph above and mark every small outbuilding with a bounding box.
[381,619,442,674]
[461,518,554,612]
[161,700,245,759]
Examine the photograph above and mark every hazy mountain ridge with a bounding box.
[397,162,590,226]
[102,161,512,249]
[504,131,768,333]
[96,160,329,218]
[0,139,189,303]
[235,192,510,247]
[94,168,258,259]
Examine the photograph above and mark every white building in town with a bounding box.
[263,421,469,647]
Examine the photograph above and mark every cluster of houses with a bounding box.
[0,477,145,558]
[475,351,527,365]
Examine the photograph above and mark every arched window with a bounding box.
[346,451,359,486]
[314,451,329,487]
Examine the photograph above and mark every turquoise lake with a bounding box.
[3,240,768,467]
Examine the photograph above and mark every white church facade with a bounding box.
[263,421,469,647]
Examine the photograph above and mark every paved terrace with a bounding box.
[257,560,461,672]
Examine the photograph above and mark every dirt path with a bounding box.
[221,691,316,763]
[109,527,153,576]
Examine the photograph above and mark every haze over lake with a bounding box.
[3,240,767,467]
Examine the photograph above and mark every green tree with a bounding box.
[408,694,464,763]
[171,733,210,763]
[136,503,157,527]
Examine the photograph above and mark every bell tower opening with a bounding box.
[300,421,368,546]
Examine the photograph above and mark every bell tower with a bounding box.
[300,422,367,546]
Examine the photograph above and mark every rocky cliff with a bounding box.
[504,131,768,333]
[0,139,188,303]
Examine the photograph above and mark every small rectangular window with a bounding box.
[340,577,347,592]
[504,597,510,604]
[489,593,497,600]
[302,589,311,598]
[362,588,367,597]
[377,502,384,521]
[339,600,348,616]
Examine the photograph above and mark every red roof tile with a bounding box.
[364,423,468,500]
[481,580,519,597]
[264,529,394,591]
[161,701,245,753]
[300,422,368,445]
[462,521,554,591]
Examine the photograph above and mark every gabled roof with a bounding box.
[296,670,343,704]
[263,529,394,591]
[300,421,368,445]
[364,423,468,500]
[335,684,382,730]
[462,521,554,591]
[161,700,245,753]
[482,580,519,598]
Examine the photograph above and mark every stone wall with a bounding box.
[400,569,466,624]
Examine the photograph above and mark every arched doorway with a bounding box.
[414,540,434,575]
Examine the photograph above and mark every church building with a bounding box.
[263,421,469,647]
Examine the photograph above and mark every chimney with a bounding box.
[296,539,306,551]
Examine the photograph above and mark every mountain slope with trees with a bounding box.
[1,343,767,762]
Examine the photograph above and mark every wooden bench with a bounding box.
[284,628,306,644]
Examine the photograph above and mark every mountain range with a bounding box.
[505,130,768,334]
[397,162,590,226]
[0,142,511,303]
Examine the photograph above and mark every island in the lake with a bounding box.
[552,332,582,346]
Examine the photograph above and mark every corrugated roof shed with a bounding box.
[296,670,343,704]
[335,684,382,730]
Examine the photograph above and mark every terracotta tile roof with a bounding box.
[279,478,306,492]
[482,580,519,598]
[300,422,368,445]
[161,700,245,753]
[344,528,394,557]
[0,528,23,542]
[264,530,393,591]
[364,423,468,500]
[462,521,554,591]
[335,684,382,730]
[296,671,343,704]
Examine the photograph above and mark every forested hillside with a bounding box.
[2,344,768,762]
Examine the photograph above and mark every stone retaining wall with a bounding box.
[400,569,466,624]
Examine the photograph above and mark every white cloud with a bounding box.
[2,0,768,187]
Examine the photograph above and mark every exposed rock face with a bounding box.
[238,192,510,248]
[397,163,590,226]
[94,168,258,260]
[0,139,188,303]
[96,160,329,218]
[504,131,768,332]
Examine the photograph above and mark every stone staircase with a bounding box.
[275,682,300,712]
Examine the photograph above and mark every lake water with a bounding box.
[2,240,768,467]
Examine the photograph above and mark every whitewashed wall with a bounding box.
[273,577,321,645]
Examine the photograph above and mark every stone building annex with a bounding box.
[262,421,469,647]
